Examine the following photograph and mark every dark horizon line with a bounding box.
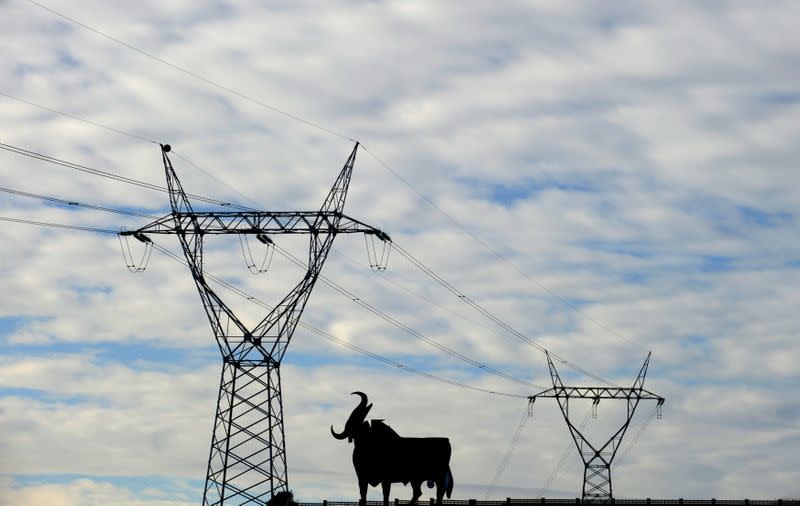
[297,498,800,506]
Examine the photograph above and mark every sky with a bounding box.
[1,0,799,504]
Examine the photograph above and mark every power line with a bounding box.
[538,407,594,497]
[24,0,355,143]
[391,242,618,387]
[0,140,255,211]
[0,91,159,145]
[485,402,530,499]
[0,186,160,219]
[13,1,648,355]
[360,147,650,356]
[0,138,613,387]
[1,92,271,214]
[149,242,530,399]
[0,158,543,388]
[0,140,162,190]
[0,215,118,234]
[0,212,529,399]
[614,405,658,469]
[1,92,263,212]
[331,247,500,336]
[2,90,633,386]
[0,135,612,386]
[170,150,267,211]
[272,243,542,390]
[3,97,647,371]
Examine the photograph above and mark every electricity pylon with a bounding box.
[528,352,664,503]
[121,143,390,505]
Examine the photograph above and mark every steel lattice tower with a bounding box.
[121,143,389,505]
[529,352,665,503]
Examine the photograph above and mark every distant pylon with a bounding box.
[121,143,390,505]
[528,352,665,503]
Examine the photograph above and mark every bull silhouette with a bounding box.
[331,392,454,504]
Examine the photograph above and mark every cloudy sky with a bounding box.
[1,1,799,504]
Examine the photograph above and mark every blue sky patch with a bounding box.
[698,255,733,273]
[13,63,35,78]
[56,50,80,69]
[737,206,792,228]
[459,176,598,207]
[622,271,647,284]
[0,387,92,406]
[0,340,217,368]
[580,240,652,259]
[0,316,29,334]
[4,473,202,501]
[759,91,800,106]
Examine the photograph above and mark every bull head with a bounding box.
[331,391,373,443]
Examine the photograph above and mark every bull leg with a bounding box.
[382,481,391,505]
[435,480,445,505]
[410,481,422,504]
[359,478,369,504]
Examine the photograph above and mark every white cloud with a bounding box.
[1,0,799,503]
[0,478,195,506]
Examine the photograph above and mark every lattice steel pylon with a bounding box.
[121,143,390,505]
[528,352,665,503]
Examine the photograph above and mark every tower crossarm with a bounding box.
[528,386,664,403]
[120,211,386,238]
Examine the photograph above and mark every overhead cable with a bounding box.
[2,90,267,212]
[0,185,539,391]
[0,213,529,399]
[9,2,648,355]
[391,242,618,387]
[331,247,500,335]
[1,91,636,385]
[360,146,650,357]
[0,137,612,387]
[0,185,160,219]
[0,215,118,234]
[0,140,255,211]
[538,407,594,497]
[3,93,646,358]
[613,405,659,468]
[485,402,530,499]
[0,91,159,145]
[272,243,542,390]
[150,242,530,399]
[24,0,355,143]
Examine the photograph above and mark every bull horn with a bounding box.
[350,391,372,423]
[352,391,368,408]
[330,425,348,440]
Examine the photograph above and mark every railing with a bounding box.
[297,499,800,506]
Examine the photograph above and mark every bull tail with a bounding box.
[445,467,454,498]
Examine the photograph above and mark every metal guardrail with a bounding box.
[297,497,800,506]
[297,499,800,506]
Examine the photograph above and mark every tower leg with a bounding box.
[203,361,288,505]
[582,462,612,503]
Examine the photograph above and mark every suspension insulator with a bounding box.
[364,232,391,272]
[118,232,153,273]
[240,234,274,274]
